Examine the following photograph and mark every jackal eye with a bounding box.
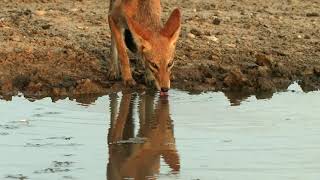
[149,62,159,70]
[168,61,174,68]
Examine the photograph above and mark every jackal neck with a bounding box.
[135,0,162,31]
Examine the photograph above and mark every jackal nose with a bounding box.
[161,88,169,92]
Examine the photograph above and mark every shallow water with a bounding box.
[1,84,320,180]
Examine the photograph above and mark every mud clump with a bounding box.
[223,68,248,90]
[255,54,273,68]
[73,79,104,95]
[0,81,14,95]
[0,0,320,100]
[12,75,31,90]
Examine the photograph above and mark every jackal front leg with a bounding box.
[108,15,136,87]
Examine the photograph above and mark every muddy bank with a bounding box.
[0,0,319,99]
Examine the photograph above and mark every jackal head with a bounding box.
[126,9,181,94]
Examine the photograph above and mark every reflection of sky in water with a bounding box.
[0,87,320,180]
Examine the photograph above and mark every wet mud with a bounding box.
[0,0,320,99]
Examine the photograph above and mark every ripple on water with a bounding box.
[33,161,75,174]
[5,174,28,179]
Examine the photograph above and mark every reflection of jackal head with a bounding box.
[107,92,180,179]
[126,9,181,93]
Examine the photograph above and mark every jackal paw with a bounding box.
[123,79,136,87]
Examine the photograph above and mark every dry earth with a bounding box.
[0,0,319,100]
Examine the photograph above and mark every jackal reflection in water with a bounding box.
[107,92,180,179]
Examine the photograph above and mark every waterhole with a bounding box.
[1,84,320,180]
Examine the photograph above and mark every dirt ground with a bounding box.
[0,0,319,100]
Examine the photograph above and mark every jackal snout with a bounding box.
[149,58,172,91]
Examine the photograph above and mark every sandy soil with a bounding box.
[0,0,319,99]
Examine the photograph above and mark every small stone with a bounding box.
[225,44,236,48]
[243,62,258,69]
[205,35,219,42]
[187,33,196,39]
[306,12,319,17]
[212,17,222,25]
[304,35,311,39]
[190,28,202,36]
[70,8,78,12]
[34,10,46,16]
[42,24,51,30]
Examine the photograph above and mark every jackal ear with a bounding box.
[126,16,152,52]
[161,8,181,45]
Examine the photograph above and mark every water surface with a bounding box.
[1,86,320,180]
